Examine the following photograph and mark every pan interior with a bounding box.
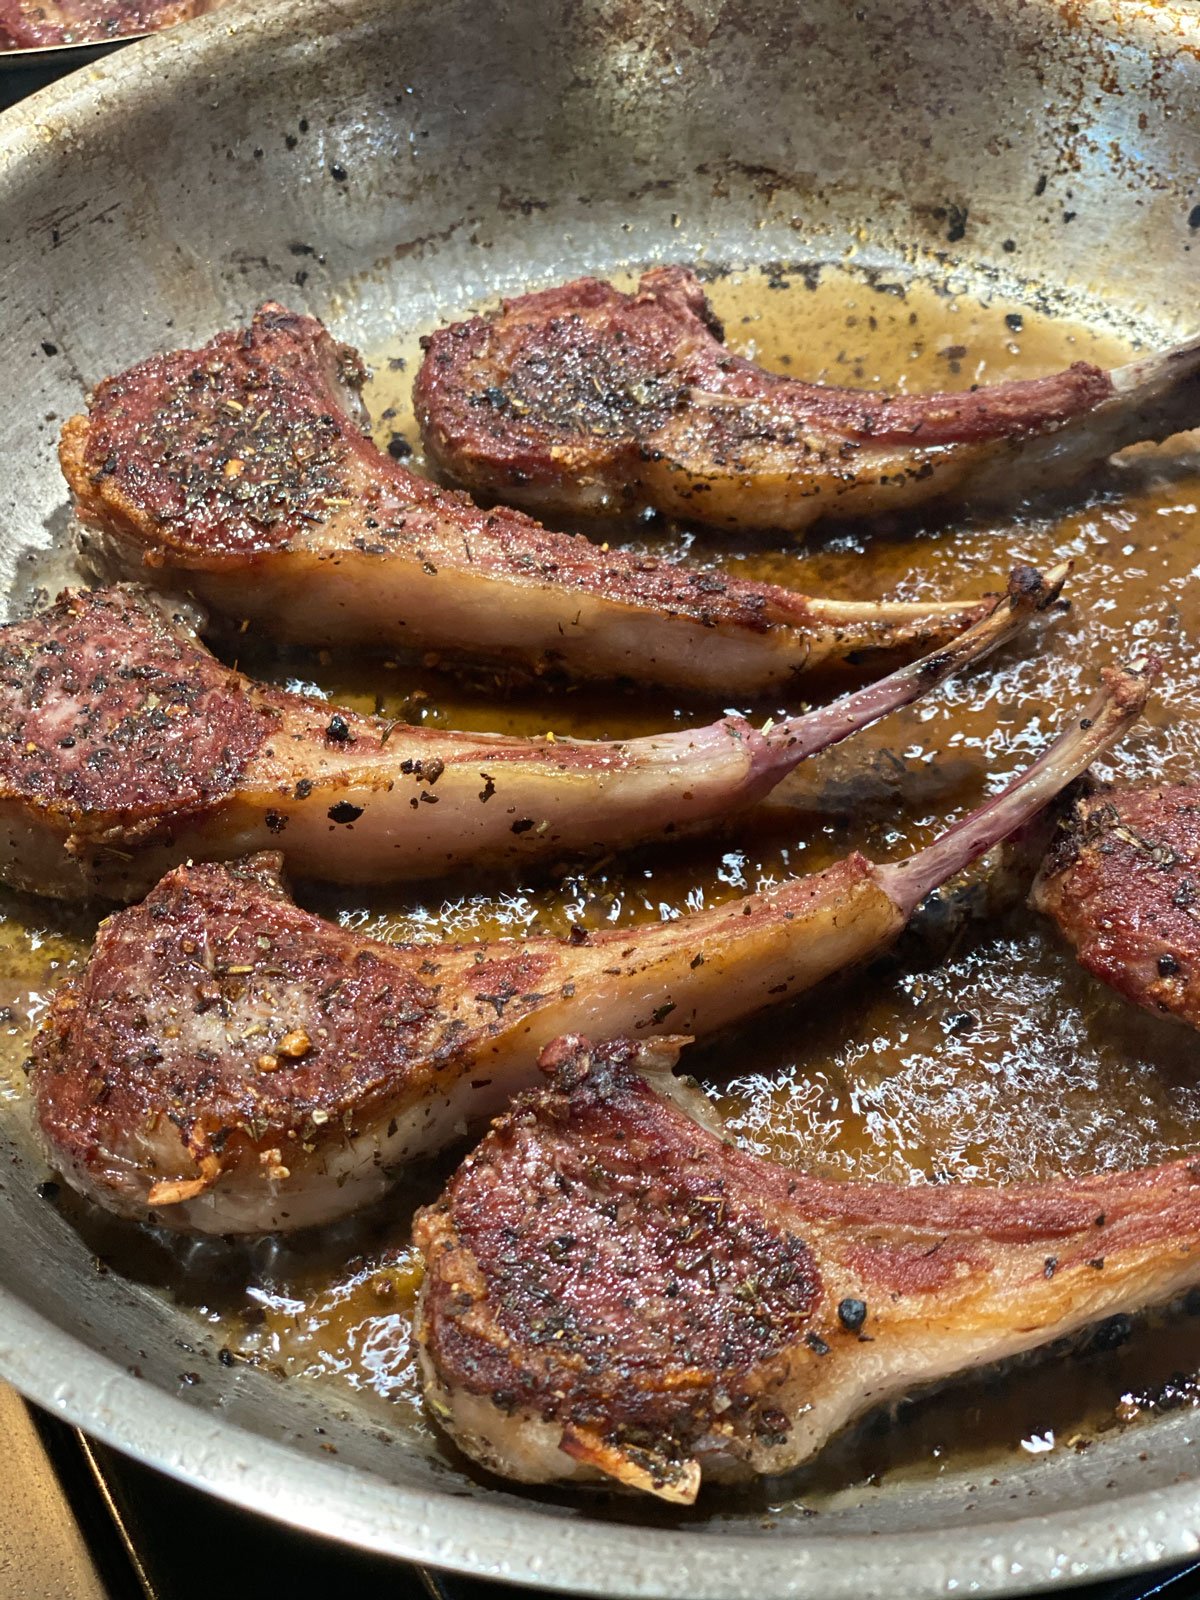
[2,0,1200,1591]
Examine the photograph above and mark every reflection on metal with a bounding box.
[72,1432,158,1600]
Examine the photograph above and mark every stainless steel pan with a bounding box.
[2,0,1200,1591]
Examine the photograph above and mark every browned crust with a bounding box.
[60,304,972,643]
[413,266,1115,503]
[416,1033,1200,1492]
[0,0,202,47]
[29,854,565,1210]
[417,1036,821,1463]
[0,585,277,837]
[1032,783,1200,1025]
[58,302,806,628]
[60,306,374,562]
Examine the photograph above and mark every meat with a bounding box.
[413,267,1200,532]
[0,0,206,47]
[1031,783,1200,1027]
[29,656,1148,1235]
[415,1030,1200,1502]
[60,304,994,694]
[0,572,1058,902]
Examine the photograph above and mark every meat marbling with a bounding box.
[414,267,1200,532]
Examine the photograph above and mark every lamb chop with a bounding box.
[0,571,1050,902]
[413,267,1200,533]
[60,304,994,695]
[416,1030,1200,1502]
[0,0,205,46]
[1031,783,1200,1027]
[30,657,1149,1235]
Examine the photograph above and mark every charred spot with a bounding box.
[755,1407,791,1446]
[837,1297,867,1332]
[327,801,364,825]
[1088,1314,1134,1353]
[470,385,512,413]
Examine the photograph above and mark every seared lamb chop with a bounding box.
[30,658,1148,1235]
[1032,784,1200,1026]
[416,1031,1200,1502]
[414,267,1200,532]
[61,304,993,694]
[0,572,1059,902]
[0,0,204,46]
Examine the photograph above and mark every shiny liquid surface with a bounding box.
[6,261,1200,1503]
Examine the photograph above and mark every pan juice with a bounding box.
[4,261,1200,1503]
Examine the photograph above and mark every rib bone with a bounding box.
[0,571,1057,901]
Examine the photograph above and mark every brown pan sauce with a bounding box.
[4,262,1200,1503]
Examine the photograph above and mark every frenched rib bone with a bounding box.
[30,656,1148,1235]
[61,303,993,693]
[414,267,1200,532]
[416,1031,1200,1503]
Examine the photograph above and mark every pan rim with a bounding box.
[4,0,1200,1592]
[6,1284,1200,1599]
[6,1279,1200,1598]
